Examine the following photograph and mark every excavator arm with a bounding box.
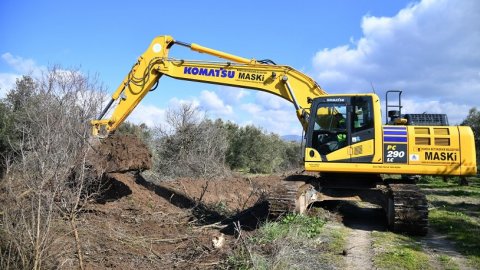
[91,35,327,136]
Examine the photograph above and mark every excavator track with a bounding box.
[266,175,318,218]
[266,175,429,236]
[267,180,299,218]
[387,183,429,236]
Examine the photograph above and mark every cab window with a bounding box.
[353,97,373,132]
[312,104,348,154]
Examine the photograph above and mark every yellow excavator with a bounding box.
[91,35,477,235]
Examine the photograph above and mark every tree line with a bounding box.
[117,103,303,179]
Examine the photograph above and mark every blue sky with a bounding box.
[1,0,479,135]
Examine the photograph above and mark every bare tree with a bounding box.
[153,103,229,179]
[0,67,105,269]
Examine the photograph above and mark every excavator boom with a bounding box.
[91,35,326,136]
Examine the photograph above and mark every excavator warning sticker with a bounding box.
[410,154,420,161]
[384,144,408,163]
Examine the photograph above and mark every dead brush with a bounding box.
[0,68,106,270]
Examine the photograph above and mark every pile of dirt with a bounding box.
[70,173,281,269]
[159,176,279,212]
[87,134,152,174]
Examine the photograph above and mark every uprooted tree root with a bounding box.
[87,134,152,174]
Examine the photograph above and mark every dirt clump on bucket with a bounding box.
[87,134,152,174]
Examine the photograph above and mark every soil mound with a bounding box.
[65,172,286,269]
[87,134,152,174]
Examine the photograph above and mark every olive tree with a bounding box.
[153,103,229,179]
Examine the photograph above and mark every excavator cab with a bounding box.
[306,95,375,163]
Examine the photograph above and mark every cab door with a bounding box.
[307,99,351,162]
[349,96,375,162]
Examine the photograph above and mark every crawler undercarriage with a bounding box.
[267,174,428,236]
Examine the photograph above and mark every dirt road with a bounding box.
[339,202,384,270]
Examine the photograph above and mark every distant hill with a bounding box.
[281,134,303,142]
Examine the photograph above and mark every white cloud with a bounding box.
[199,90,233,115]
[239,106,301,135]
[255,91,293,110]
[217,86,250,104]
[240,96,302,135]
[240,103,262,115]
[168,96,200,108]
[398,98,471,125]
[232,92,302,135]
[128,103,166,127]
[138,90,304,135]
[163,90,234,121]
[0,53,48,98]
[2,53,46,77]
[313,0,480,122]
[0,73,19,97]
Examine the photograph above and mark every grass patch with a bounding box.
[428,199,479,218]
[280,213,326,239]
[437,254,460,270]
[418,176,480,190]
[445,189,480,198]
[250,213,326,245]
[425,189,480,199]
[228,213,348,269]
[429,209,480,268]
[420,175,480,268]
[372,231,431,270]
[321,224,347,254]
